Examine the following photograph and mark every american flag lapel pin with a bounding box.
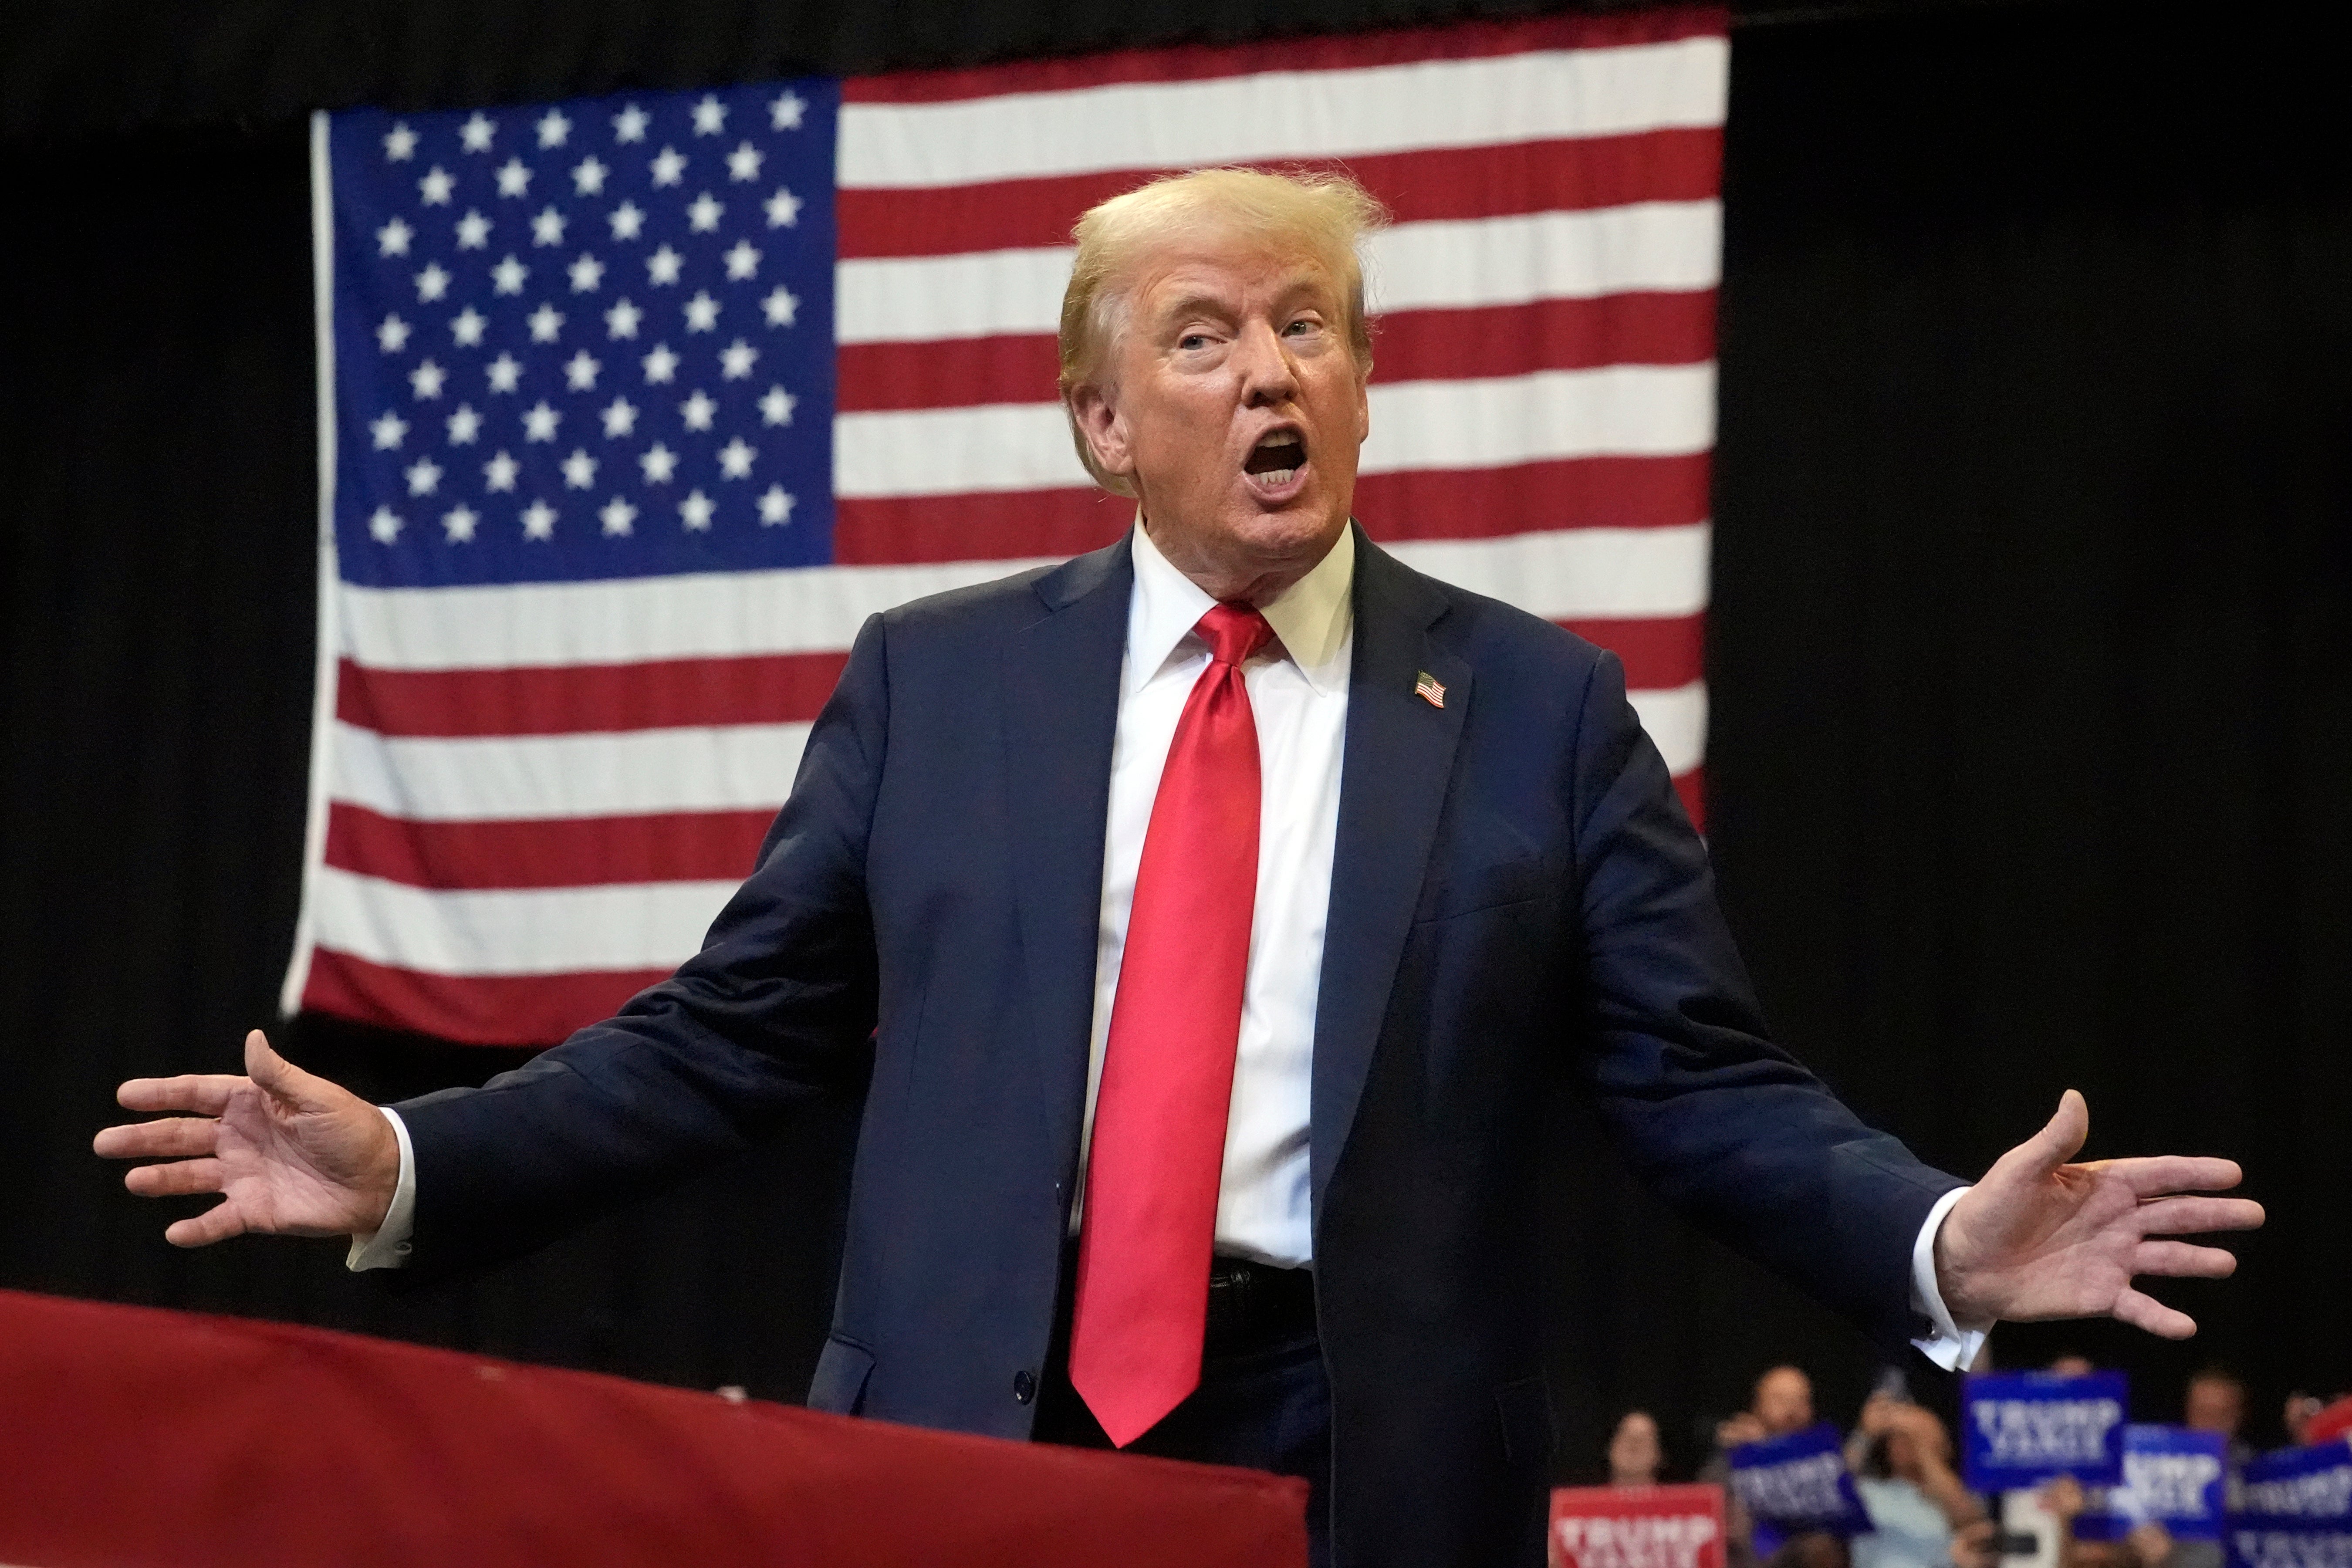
[1413,671,1446,709]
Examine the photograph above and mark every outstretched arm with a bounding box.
[94,1029,399,1245]
[1936,1089,2262,1338]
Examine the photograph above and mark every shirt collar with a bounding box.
[1126,518,1355,697]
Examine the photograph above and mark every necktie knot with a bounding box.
[1196,604,1273,669]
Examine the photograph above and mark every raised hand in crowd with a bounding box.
[92,1030,397,1246]
[1936,1092,2264,1338]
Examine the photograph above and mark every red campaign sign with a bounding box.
[1551,1483,1728,1568]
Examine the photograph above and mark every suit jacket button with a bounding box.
[1013,1370,1037,1404]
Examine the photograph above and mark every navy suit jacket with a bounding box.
[396,526,1963,1567]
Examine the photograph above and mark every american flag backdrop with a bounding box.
[285,5,1727,1046]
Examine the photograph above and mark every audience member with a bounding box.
[1610,1410,1666,1487]
[1710,1367,1828,1568]
[2183,1366,2254,1470]
[1848,1391,1987,1568]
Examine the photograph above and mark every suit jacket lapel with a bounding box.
[1311,527,1469,1222]
[1002,534,1133,1178]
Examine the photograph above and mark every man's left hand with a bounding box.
[1935,1090,2263,1338]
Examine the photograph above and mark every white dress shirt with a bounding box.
[350,518,1987,1365]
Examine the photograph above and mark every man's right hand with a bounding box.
[94,1029,399,1247]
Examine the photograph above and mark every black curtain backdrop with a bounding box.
[3,0,2346,1484]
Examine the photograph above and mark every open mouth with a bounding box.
[1244,431,1307,490]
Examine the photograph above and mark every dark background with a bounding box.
[3,0,2345,1482]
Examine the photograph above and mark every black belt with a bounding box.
[1204,1254,1318,1356]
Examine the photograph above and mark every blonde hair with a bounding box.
[1057,167,1388,496]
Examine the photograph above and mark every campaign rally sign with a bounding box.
[1962,1371,2129,1492]
[1549,1483,1726,1568]
[1729,1424,1872,1542]
[2229,1441,2352,1568]
[2075,1427,2230,1543]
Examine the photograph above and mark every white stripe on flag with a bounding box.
[1626,679,1708,775]
[835,203,1723,345]
[331,720,812,821]
[838,37,1730,189]
[338,525,1710,672]
[313,866,737,975]
[834,364,1715,499]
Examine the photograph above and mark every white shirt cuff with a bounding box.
[1909,1185,1990,1370]
[345,1107,418,1271]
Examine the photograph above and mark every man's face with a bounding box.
[2186,1377,2244,1437]
[1610,1412,1663,1482]
[1070,227,1369,603]
[1754,1368,1814,1436]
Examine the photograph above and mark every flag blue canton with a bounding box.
[329,82,838,588]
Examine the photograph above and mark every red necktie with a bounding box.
[1069,602,1274,1447]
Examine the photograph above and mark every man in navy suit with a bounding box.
[100,169,2260,1568]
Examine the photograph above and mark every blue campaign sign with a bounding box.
[2225,1440,2352,1568]
[1728,1423,1873,1541]
[1962,1371,2129,1492]
[2076,1427,2230,1542]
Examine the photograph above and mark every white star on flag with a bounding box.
[761,287,798,328]
[723,241,760,280]
[572,156,608,196]
[607,202,644,241]
[377,217,414,257]
[641,344,679,383]
[692,95,727,135]
[522,499,556,539]
[376,314,411,352]
[685,291,719,331]
[369,411,409,449]
[568,253,605,292]
[532,207,566,246]
[456,210,491,248]
[415,264,450,302]
[759,385,796,426]
[764,188,801,228]
[409,360,446,399]
[446,404,482,443]
[679,490,716,530]
[442,504,480,542]
[369,506,402,543]
[651,147,685,187]
[640,443,679,483]
[492,255,528,294]
[495,158,532,197]
[605,298,643,339]
[647,246,684,285]
[564,350,601,390]
[460,112,496,153]
[717,437,756,478]
[727,142,763,182]
[680,390,716,431]
[720,339,758,379]
[688,193,724,232]
[419,167,454,205]
[406,457,443,497]
[600,496,639,535]
[769,91,805,131]
[523,401,560,440]
[487,353,523,393]
[757,485,794,524]
[451,308,487,347]
[528,304,564,342]
[384,123,417,161]
[483,451,519,491]
[612,104,648,143]
[537,109,571,149]
[562,449,598,488]
[601,398,639,438]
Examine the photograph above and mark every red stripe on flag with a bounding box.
[337,652,850,738]
[833,487,1135,565]
[842,8,1728,104]
[835,293,1715,414]
[304,948,665,1047]
[1352,453,1712,541]
[1561,615,1706,692]
[326,803,774,891]
[837,130,1722,259]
